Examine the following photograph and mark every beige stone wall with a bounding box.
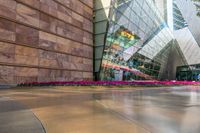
[0,0,93,84]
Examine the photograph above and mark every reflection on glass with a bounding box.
[99,0,173,81]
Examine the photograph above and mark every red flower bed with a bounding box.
[17,81,200,87]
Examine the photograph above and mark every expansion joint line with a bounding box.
[95,100,152,133]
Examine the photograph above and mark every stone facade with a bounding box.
[0,0,93,84]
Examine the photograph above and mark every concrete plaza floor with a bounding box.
[0,86,200,133]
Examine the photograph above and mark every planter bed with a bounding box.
[17,81,200,87]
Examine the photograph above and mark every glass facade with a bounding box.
[177,64,200,81]
[173,0,200,65]
[173,0,188,30]
[94,0,200,81]
[96,0,174,81]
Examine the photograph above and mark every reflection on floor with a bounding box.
[0,86,200,133]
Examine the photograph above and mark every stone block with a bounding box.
[39,13,57,33]
[61,70,71,80]
[57,53,69,64]
[79,0,93,8]
[69,56,83,63]
[0,42,15,63]
[39,50,57,60]
[0,52,14,63]
[0,66,14,76]
[56,36,72,53]
[82,64,93,71]
[83,32,93,46]
[16,24,39,46]
[38,69,66,81]
[83,72,93,78]
[0,66,14,84]
[39,31,57,50]
[15,67,38,77]
[54,0,71,8]
[15,54,38,66]
[56,20,71,38]
[70,32,83,42]
[82,45,93,58]
[40,0,58,17]
[72,71,83,78]
[0,18,16,42]
[71,0,83,15]
[15,46,38,65]
[83,5,93,18]
[71,18,82,28]
[16,3,39,27]
[15,45,38,57]
[83,18,93,33]
[72,12,83,22]
[70,63,78,70]
[38,69,54,81]
[16,0,40,9]
[57,4,72,23]
[0,0,16,19]
[57,53,69,69]
[62,62,71,69]
[83,58,92,65]
[0,42,15,54]
[39,58,58,68]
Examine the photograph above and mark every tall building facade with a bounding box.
[0,0,200,84]
[94,0,174,81]
[173,0,200,80]
[94,0,200,81]
[0,0,93,84]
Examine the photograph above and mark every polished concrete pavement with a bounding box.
[0,97,45,133]
[0,86,200,133]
